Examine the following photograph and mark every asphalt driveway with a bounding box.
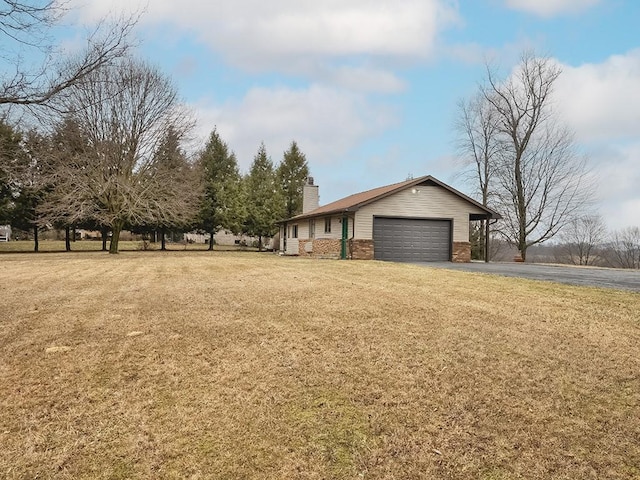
[417,261,640,292]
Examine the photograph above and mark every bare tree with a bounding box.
[39,58,198,254]
[455,92,501,260]
[608,227,640,269]
[455,93,501,208]
[476,51,591,261]
[0,1,137,110]
[558,214,607,266]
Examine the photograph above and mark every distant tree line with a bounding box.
[484,216,639,269]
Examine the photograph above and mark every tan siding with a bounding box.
[297,222,309,239]
[354,185,486,242]
[286,222,306,239]
[313,216,342,240]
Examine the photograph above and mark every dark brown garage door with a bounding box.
[373,217,451,262]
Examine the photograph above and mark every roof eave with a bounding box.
[277,207,353,224]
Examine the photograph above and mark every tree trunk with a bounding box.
[65,226,71,251]
[101,227,108,251]
[33,226,39,252]
[208,229,214,251]
[161,229,166,251]
[109,220,123,254]
[258,235,262,252]
[72,227,77,242]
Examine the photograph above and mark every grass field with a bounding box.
[1,252,639,479]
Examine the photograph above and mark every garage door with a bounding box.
[373,217,451,262]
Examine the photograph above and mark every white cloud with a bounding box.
[550,51,640,229]
[68,1,458,74]
[555,50,640,143]
[322,66,406,93]
[193,85,398,172]
[504,0,601,17]
[589,142,640,230]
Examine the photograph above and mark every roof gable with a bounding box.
[282,175,500,222]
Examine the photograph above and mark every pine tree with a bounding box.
[197,128,245,250]
[245,143,282,251]
[277,140,310,218]
[6,129,51,252]
[47,117,105,251]
[0,120,22,224]
[141,126,199,250]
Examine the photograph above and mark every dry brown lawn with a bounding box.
[1,252,639,479]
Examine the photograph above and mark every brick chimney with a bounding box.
[302,177,319,214]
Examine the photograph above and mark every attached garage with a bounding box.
[373,217,451,262]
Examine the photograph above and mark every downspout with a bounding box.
[341,214,348,259]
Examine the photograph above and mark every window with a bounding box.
[324,217,331,234]
[291,224,298,238]
[309,219,315,238]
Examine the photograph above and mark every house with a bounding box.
[0,225,11,242]
[277,175,500,262]
[183,230,261,247]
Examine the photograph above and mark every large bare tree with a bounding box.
[458,51,591,261]
[0,0,137,110]
[40,58,198,253]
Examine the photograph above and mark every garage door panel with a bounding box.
[373,217,451,262]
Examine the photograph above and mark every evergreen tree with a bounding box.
[277,140,309,218]
[47,117,93,251]
[0,120,22,224]
[137,126,199,250]
[5,129,51,252]
[197,128,245,250]
[245,143,282,251]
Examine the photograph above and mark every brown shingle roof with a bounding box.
[280,175,501,222]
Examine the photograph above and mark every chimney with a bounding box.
[302,176,319,214]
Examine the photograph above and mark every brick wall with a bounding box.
[350,239,374,260]
[452,241,471,263]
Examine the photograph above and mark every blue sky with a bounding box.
[64,0,639,230]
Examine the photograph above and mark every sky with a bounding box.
[61,0,639,230]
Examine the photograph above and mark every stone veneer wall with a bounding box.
[350,239,374,260]
[295,238,467,262]
[297,239,341,258]
[452,241,471,263]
